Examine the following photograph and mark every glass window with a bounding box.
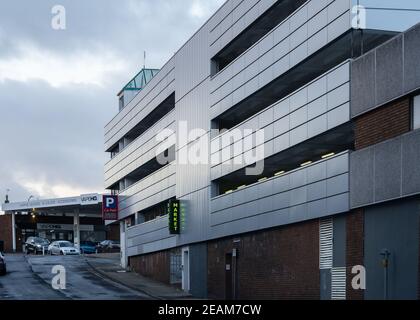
[414,95,420,130]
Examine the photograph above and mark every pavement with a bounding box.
[85,253,193,300]
[0,253,192,300]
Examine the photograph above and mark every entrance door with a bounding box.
[182,247,190,292]
[225,253,233,300]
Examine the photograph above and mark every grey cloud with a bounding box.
[0,0,222,202]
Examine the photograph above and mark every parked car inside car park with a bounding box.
[48,241,80,256]
[25,237,50,255]
[96,240,120,252]
[80,241,97,254]
[0,252,6,276]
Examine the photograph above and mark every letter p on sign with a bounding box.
[106,197,115,207]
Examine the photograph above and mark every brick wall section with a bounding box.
[129,251,170,285]
[0,215,12,252]
[105,224,120,241]
[354,98,411,150]
[346,209,365,300]
[208,220,320,300]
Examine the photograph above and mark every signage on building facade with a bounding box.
[37,223,94,232]
[168,199,185,234]
[80,194,100,206]
[168,199,180,234]
[102,195,119,220]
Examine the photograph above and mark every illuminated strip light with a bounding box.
[275,171,285,176]
[225,190,234,194]
[258,177,268,182]
[300,161,313,167]
[322,152,336,159]
[237,185,247,190]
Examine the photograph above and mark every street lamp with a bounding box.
[27,195,34,204]
[5,188,10,204]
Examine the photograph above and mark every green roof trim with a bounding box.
[119,68,160,95]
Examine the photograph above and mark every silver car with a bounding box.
[48,241,80,256]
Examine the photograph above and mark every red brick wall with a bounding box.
[354,98,410,150]
[106,224,120,241]
[0,215,13,252]
[208,220,320,300]
[346,209,365,300]
[129,250,170,285]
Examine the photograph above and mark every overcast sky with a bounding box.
[1,0,419,206]
[0,0,224,205]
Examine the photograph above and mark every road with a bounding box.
[0,254,150,300]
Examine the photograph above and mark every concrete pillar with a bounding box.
[73,209,80,249]
[120,221,127,268]
[11,212,16,253]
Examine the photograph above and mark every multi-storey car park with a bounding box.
[104,0,420,299]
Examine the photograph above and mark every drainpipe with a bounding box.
[380,249,391,300]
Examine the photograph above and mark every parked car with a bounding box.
[25,237,50,255]
[0,252,6,276]
[48,241,80,256]
[80,241,97,254]
[96,240,120,252]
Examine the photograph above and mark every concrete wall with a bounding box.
[351,23,420,118]
[350,129,420,209]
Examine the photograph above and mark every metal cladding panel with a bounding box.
[176,80,211,197]
[117,164,176,220]
[175,24,211,100]
[350,129,420,208]
[210,62,350,179]
[209,0,277,57]
[209,152,349,239]
[210,0,351,118]
[104,111,176,188]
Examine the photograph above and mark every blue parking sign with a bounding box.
[102,195,118,220]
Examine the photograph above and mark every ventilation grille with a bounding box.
[331,267,347,300]
[319,218,333,269]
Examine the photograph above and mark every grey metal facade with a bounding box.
[104,0,420,296]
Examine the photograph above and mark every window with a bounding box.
[413,95,420,130]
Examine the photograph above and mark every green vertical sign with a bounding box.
[168,199,180,234]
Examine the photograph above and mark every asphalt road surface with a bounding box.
[0,254,150,300]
